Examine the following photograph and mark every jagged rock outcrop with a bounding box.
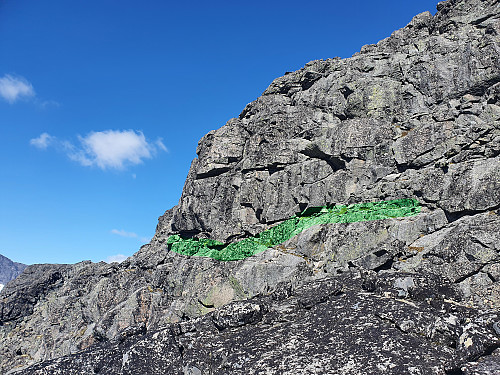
[0,254,27,291]
[0,0,499,373]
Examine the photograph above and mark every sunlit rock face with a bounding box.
[1,0,500,373]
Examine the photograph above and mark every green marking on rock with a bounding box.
[167,198,421,261]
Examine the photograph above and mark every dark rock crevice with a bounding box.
[195,166,232,180]
[442,203,500,224]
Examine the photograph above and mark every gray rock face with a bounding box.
[157,0,500,243]
[0,254,27,286]
[1,0,500,373]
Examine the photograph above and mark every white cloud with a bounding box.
[30,129,166,170]
[156,138,168,152]
[0,283,4,292]
[105,254,128,263]
[110,229,151,244]
[30,133,55,149]
[70,130,163,170]
[36,99,60,109]
[111,229,138,238]
[0,74,35,104]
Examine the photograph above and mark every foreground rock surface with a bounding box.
[11,273,500,374]
[1,0,499,373]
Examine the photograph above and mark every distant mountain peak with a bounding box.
[0,254,27,285]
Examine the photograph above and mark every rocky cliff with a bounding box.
[1,0,499,373]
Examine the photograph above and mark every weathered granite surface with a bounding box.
[0,0,499,373]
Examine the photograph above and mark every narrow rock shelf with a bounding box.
[167,198,421,261]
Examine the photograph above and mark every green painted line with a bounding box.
[167,198,421,261]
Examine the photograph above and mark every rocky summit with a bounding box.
[1,0,499,373]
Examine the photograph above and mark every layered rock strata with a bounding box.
[0,0,499,373]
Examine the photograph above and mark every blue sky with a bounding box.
[0,0,439,265]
